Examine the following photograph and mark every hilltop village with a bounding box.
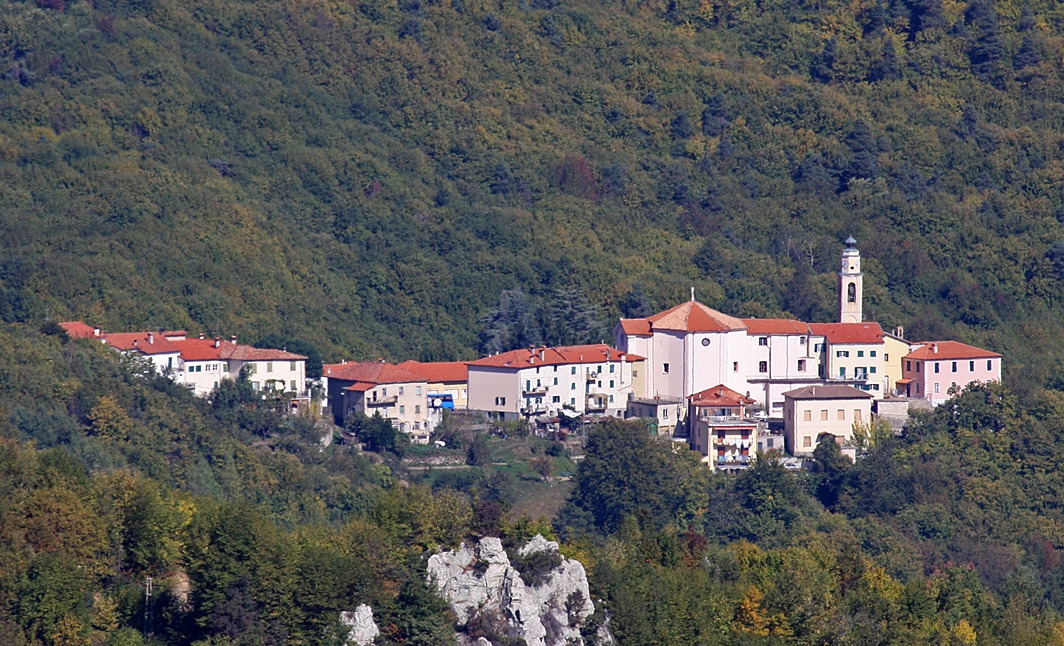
[61,239,1000,470]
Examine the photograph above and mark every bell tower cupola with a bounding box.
[839,236,863,323]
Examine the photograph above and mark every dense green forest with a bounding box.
[7,324,1064,644]
[2,0,1064,386]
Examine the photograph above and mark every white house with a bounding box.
[466,344,642,421]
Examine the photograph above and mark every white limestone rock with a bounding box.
[340,604,379,646]
[427,535,608,646]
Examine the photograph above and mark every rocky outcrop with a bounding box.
[340,604,380,646]
[427,535,608,646]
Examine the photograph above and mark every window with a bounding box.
[495,397,506,406]
[969,361,974,371]
[838,409,845,420]
[413,422,420,430]
[266,362,273,372]
[571,383,576,390]
[733,362,739,372]
[820,409,828,421]
[951,361,957,373]
[857,350,864,357]
[836,350,849,358]
[803,410,812,422]
[815,343,823,353]
[870,366,876,373]
[987,360,992,370]
[570,397,576,406]
[609,380,615,388]
[798,359,806,372]
[399,386,404,395]
[854,409,862,421]
[553,377,558,385]
[609,395,614,403]
[381,388,387,396]
[916,363,921,373]
[416,386,422,396]
[247,364,257,374]
[399,405,405,414]
[290,380,296,391]
[758,337,768,346]
[758,361,768,373]
[663,363,670,374]
[552,396,560,403]
[415,405,421,414]
[906,361,911,371]
[933,383,939,394]
[800,336,806,344]
[290,361,296,370]
[804,436,812,447]
[252,381,259,390]
[571,367,576,375]
[610,365,615,373]
[870,351,877,357]
[847,282,856,302]
[663,409,669,419]
[934,363,940,374]
[839,367,846,377]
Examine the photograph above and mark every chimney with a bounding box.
[932,342,938,354]
[93,327,101,337]
[148,332,154,344]
[378,357,385,364]
[896,326,904,339]
[341,359,346,365]
[199,333,205,340]
[132,339,138,347]
[539,347,545,361]
[230,335,237,344]
[214,337,220,348]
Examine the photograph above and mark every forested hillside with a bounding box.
[2,0,1064,387]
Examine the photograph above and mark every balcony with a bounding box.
[586,395,609,412]
[367,396,398,406]
[522,386,549,396]
[585,372,598,381]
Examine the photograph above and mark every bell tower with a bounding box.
[839,236,863,323]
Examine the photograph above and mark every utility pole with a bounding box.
[143,576,154,637]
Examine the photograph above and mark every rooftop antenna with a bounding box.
[690,286,695,302]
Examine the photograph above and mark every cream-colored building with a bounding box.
[323,361,433,444]
[396,360,469,412]
[466,345,642,421]
[687,385,757,471]
[174,336,307,398]
[782,384,873,456]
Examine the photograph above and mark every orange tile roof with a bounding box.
[322,361,426,385]
[468,344,643,369]
[172,338,306,362]
[59,321,98,338]
[808,322,884,345]
[396,360,468,383]
[647,300,746,333]
[618,319,652,336]
[688,384,755,407]
[741,318,811,336]
[104,332,182,355]
[904,341,1001,361]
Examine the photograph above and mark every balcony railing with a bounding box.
[367,396,398,406]
[522,386,549,396]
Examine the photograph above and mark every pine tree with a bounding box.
[843,120,878,186]
[966,0,1003,80]
[869,38,902,81]
[811,36,837,83]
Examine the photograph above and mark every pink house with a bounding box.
[900,341,1002,406]
[687,385,757,471]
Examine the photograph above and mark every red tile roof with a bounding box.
[173,338,306,362]
[103,332,182,355]
[322,361,426,385]
[618,319,652,336]
[59,321,98,339]
[647,300,746,333]
[468,344,643,369]
[688,384,755,407]
[808,322,885,345]
[741,318,811,336]
[396,360,468,383]
[904,341,1001,361]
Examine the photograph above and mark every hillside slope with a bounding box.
[3,0,1064,386]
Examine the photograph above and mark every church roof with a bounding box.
[646,300,746,333]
